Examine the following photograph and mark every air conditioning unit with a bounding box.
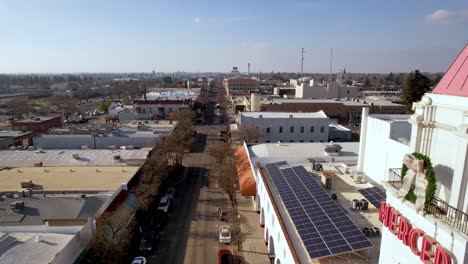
[113,155,121,160]
[72,153,80,159]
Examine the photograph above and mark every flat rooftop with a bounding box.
[0,232,76,264]
[0,149,150,167]
[0,130,33,138]
[249,142,360,166]
[370,114,411,122]
[241,111,328,119]
[0,166,138,192]
[0,195,109,226]
[261,163,378,263]
[261,98,404,107]
[11,115,61,123]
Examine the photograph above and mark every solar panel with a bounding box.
[358,187,386,209]
[266,162,372,259]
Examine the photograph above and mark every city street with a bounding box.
[148,86,237,264]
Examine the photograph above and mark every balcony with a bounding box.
[388,168,468,236]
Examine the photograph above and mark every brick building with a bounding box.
[11,115,62,134]
[224,78,259,96]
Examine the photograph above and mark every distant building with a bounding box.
[291,78,359,99]
[11,115,62,134]
[260,98,407,126]
[238,111,330,143]
[224,78,259,96]
[133,89,199,120]
[0,130,34,149]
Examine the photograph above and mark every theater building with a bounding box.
[358,44,468,264]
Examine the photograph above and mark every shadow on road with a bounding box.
[190,133,207,153]
[149,166,207,264]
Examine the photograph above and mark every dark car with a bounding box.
[152,209,168,230]
[218,249,234,264]
[139,231,159,254]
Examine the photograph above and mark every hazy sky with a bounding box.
[1,0,467,73]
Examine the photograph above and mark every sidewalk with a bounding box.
[235,191,270,264]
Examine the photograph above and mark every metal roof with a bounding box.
[432,44,468,97]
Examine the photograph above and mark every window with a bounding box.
[300,126,304,133]
[290,140,294,142]
[279,126,283,133]
[310,140,314,142]
[347,90,350,94]
[266,127,270,133]
[320,126,325,133]
[310,126,314,133]
[300,140,303,142]
[266,140,270,143]
[290,126,294,133]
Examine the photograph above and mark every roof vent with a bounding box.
[289,114,293,118]
[72,153,80,159]
[10,201,24,211]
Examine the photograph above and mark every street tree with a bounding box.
[402,70,431,105]
[232,125,262,143]
[6,99,34,119]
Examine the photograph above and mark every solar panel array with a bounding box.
[265,162,372,259]
[358,187,386,209]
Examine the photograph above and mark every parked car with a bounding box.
[166,188,176,199]
[218,226,231,244]
[131,256,146,264]
[139,231,159,254]
[157,196,171,213]
[152,209,168,230]
[218,249,234,264]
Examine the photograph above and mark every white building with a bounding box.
[357,44,468,264]
[292,78,359,99]
[236,142,381,263]
[238,111,330,143]
[133,90,199,120]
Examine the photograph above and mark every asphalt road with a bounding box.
[148,85,234,264]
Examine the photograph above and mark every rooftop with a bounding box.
[261,98,404,107]
[261,162,376,262]
[241,111,328,119]
[0,166,138,193]
[144,90,199,100]
[226,78,258,83]
[249,142,360,166]
[0,130,33,138]
[0,195,109,226]
[11,115,61,123]
[0,232,76,264]
[432,44,468,97]
[371,114,411,122]
[0,148,150,167]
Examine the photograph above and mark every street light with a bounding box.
[92,133,98,149]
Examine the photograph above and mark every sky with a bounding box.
[0,0,467,73]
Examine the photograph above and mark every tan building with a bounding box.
[261,98,407,125]
[224,78,258,96]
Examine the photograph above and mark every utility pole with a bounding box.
[301,48,305,78]
[328,48,334,84]
[248,63,250,76]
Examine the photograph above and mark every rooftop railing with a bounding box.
[388,168,468,236]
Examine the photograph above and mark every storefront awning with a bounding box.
[235,146,256,196]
